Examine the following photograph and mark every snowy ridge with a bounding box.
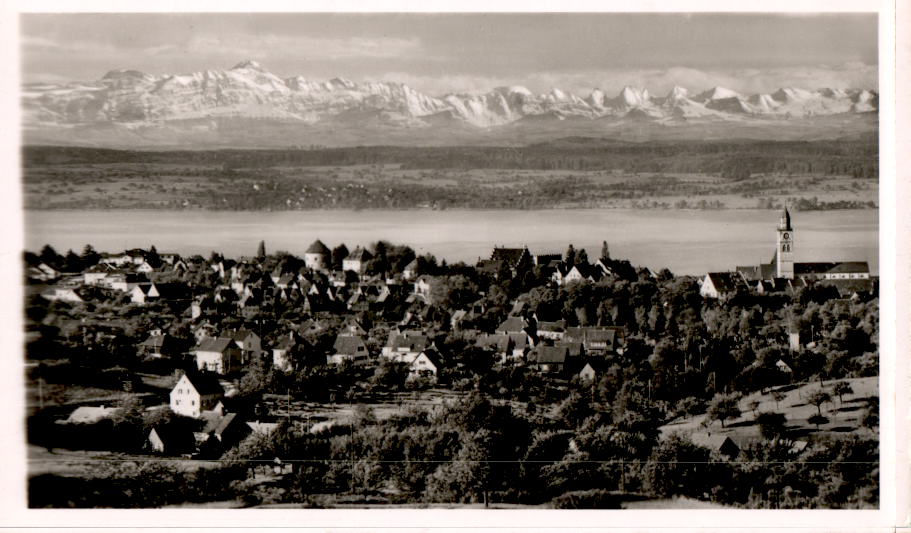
[23,60,879,130]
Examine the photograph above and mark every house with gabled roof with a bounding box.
[557,263,602,285]
[477,333,513,360]
[195,411,247,449]
[403,258,419,280]
[563,326,624,355]
[28,262,60,281]
[496,316,529,335]
[341,317,368,336]
[536,319,567,341]
[137,332,179,359]
[406,349,442,382]
[343,246,373,273]
[578,359,610,382]
[382,330,431,359]
[229,329,262,363]
[60,405,120,425]
[148,424,196,455]
[193,337,242,375]
[527,344,575,374]
[170,372,225,418]
[700,272,746,300]
[490,246,532,273]
[413,275,439,303]
[272,332,301,372]
[328,334,370,366]
[41,287,84,303]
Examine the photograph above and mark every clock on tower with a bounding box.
[776,208,794,279]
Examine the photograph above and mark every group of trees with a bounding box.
[32,388,876,509]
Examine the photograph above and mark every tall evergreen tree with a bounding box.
[565,244,576,268]
[256,240,266,260]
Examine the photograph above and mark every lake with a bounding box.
[24,208,878,276]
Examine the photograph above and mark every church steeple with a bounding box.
[778,207,792,231]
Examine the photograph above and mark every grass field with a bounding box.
[660,376,878,444]
[23,162,877,211]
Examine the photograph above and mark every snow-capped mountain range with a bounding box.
[21,61,879,147]
[24,60,878,126]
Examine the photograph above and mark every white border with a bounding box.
[0,0,903,530]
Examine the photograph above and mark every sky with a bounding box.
[20,13,878,96]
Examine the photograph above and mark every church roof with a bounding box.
[825,261,870,274]
[794,262,839,275]
[779,207,792,231]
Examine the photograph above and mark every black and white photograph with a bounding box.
[2,1,906,526]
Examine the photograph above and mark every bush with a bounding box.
[551,489,622,509]
[756,412,788,440]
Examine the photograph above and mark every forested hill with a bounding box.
[24,137,877,178]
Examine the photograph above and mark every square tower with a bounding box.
[776,207,794,279]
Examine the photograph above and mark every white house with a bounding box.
[700,272,745,299]
[342,246,373,273]
[403,259,419,281]
[271,333,299,372]
[169,373,225,419]
[193,337,242,374]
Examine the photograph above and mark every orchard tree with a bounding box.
[756,412,788,441]
[772,390,787,410]
[748,400,762,419]
[807,390,832,417]
[832,381,854,404]
[707,393,741,428]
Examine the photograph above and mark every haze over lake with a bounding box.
[25,208,878,276]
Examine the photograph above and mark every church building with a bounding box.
[736,207,870,282]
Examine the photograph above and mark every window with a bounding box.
[191,400,195,406]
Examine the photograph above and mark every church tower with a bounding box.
[776,207,794,279]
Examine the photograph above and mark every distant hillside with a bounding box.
[23,137,878,178]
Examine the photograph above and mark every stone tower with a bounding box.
[776,207,794,279]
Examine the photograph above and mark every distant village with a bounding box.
[24,209,879,508]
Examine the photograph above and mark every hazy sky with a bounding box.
[21,13,878,95]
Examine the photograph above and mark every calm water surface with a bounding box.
[24,209,878,276]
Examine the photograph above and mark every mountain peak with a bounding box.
[618,86,649,107]
[232,60,265,71]
[666,85,689,99]
[699,86,740,101]
[102,69,149,80]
